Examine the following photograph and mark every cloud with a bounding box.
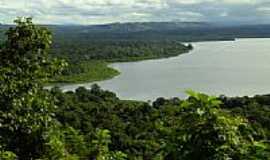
[222,0,258,4]
[172,0,215,5]
[0,0,269,24]
[257,6,270,13]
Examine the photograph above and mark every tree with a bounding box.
[164,90,269,160]
[0,145,17,160]
[0,17,66,158]
[90,129,127,160]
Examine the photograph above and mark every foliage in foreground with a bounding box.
[51,86,270,160]
[0,18,124,160]
[0,18,269,159]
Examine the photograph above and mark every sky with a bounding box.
[0,0,270,25]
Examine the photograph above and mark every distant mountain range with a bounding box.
[2,22,270,42]
[41,22,213,35]
[79,22,212,33]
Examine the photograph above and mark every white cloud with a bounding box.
[172,0,214,5]
[0,0,269,24]
[172,0,258,5]
[257,6,270,12]
[222,0,258,4]
[176,11,203,18]
[220,12,228,17]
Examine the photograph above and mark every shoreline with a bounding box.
[49,44,193,85]
[49,37,265,86]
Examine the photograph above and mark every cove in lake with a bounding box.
[59,38,270,101]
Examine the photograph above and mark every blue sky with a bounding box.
[0,0,270,25]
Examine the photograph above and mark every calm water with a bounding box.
[60,38,270,101]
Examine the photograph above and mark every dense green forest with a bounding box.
[51,40,192,63]
[49,85,270,159]
[52,40,192,83]
[50,41,192,83]
[0,18,270,159]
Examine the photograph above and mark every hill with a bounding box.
[2,22,270,41]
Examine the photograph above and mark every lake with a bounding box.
[60,38,270,101]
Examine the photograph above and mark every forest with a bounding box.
[0,18,270,160]
[50,41,192,83]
